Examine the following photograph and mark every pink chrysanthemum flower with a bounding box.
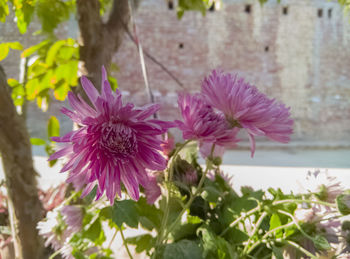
[61,205,83,233]
[201,70,293,156]
[175,93,239,157]
[144,173,161,204]
[49,67,174,204]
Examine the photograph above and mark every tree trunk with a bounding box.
[0,65,44,259]
[76,0,133,89]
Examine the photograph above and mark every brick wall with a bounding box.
[113,0,350,144]
[1,0,350,146]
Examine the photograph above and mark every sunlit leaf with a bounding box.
[12,0,35,34]
[8,41,23,50]
[0,43,9,61]
[48,116,60,138]
[21,40,51,58]
[30,138,46,145]
[0,0,9,22]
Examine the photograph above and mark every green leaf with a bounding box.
[336,194,350,215]
[13,0,35,34]
[272,246,284,259]
[136,197,162,231]
[8,41,23,50]
[126,234,155,253]
[7,78,20,87]
[30,138,46,145]
[46,40,66,66]
[163,239,203,259]
[48,116,60,138]
[0,43,9,61]
[201,185,222,203]
[21,40,51,58]
[108,76,118,91]
[54,82,70,101]
[83,219,105,245]
[269,214,283,238]
[313,235,331,250]
[112,200,139,228]
[0,0,9,22]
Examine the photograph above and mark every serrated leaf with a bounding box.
[112,200,139,228]
[163,239,203,259]
[48,116,60,138]
[0,43,9,61]
[126,234,155,253]
[313,235,331,250]
[30,138,46,145]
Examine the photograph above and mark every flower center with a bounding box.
[99,122,138,159]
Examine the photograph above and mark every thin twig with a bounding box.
[120,13,184,89]
[120,226,134,259]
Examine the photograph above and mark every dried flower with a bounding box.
[49,67,174,203]
[201,70,293,156]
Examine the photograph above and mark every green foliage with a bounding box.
[10,0,35,34]
[23,38,79,104]
[0,42,23,61]
[0,0,9,22]
[48,116,60,138]
[112,200,140,228]
[30,137,46,145]
[336,194,350,215]
[176,0,212,19]
[36,0,74,34]
[162,239,203,259]
[126,234,155,254]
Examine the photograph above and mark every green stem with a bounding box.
[283,240,318,259]
[242,211,268,254]
[246,222,294,255]
[162,144,216,243]
[277,209,314,241]
[120,227,133,259]
[108,228,118,249]
[219,206,260,237]
[154,140,193,256]
[273,198,336,208]
[164,161,210,239]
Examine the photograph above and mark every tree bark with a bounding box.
[76,0,133,89]
[0,65,44,259]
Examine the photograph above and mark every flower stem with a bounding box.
[272,198,336,208]
[277,209,314,241]
[161,144,215,244]
[219,206,260,236]
[154,140,193,256]
[108,228,118,249]
[120,227,133,259]
[242,211,268,254]
[283,240,318,259]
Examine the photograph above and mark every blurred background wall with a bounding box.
[1,0,350,149]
